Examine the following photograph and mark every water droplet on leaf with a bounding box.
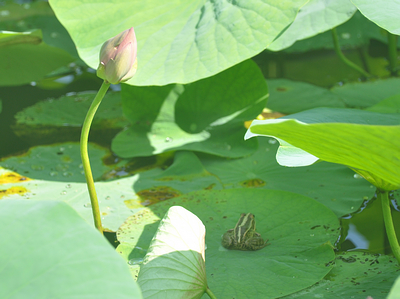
[128,258,144,265]
[31,165,44,171]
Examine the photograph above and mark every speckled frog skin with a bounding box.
[221,213,269,251]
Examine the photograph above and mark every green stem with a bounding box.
[80,81,111,234]
[331,28,372,78]
[205,287,217,299]
[387,31,398,75]
[379,188,400,263]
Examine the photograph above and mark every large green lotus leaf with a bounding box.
[49,0,307,85]
[0,169,156,232]
[0,0,79,58]
[246,107,400,190]
[283,11,384,53]
[0,30,74,86]
[14,91,125,127]
[267,79,346,113]
[331,78,400,108]
[112,60,267,158]
[131,150,223,193]
[268,0,356,51]
[198,137,374,217]
[0,142,112,183]
[0,149,221,232]
[283,252,398,298]
[117,189,338,298]
[0,199,142,298]
[138,206,208,298]
[388,276,400,299]
[13,91,128,144]
[351,0,400,35]
[366,94,400,114]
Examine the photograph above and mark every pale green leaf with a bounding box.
[138,206,207,299]
[351,0,400,34]
[267,79,346,113]
[284,252,398,298]
[366,94,400,114]
[0,30,74,86]
[331,78,400,108]
[118,189,339,298]
[268,0,356,51]
[0,199,142,298]
[246,107,400,190]
[49,0,308,85]
[112,60,267,158]
[388,276,400,299]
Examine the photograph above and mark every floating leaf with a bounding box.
[331,78,400,108]
[0,30,73,86]
[199,137,374,217]
[0,1,79,58]
[0,148,221,232]
[13,91,127,145]
[118,189,339,298]
[284,252,398,298]
[138,206,207,298]
[267,79,345,113]
[0,142,112,182]
[366,94,400,114]
[388,275,400,299]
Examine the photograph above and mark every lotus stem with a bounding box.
[80,81,111,234]
[331,27,371,78]
[387,31,398,75]
[380,188,400,264]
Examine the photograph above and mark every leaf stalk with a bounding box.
[387,31,398,75]
[331,27,371,78]
[380,188,400,264]
[80,81,111,234]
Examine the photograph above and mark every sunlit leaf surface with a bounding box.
[138,206,207,299]
[49,0,307,85]
[247,108,400,190]
[118,189,338,298]
[0,199,142,298]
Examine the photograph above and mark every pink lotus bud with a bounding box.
[96,27,137,84]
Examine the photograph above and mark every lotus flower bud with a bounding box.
[96,27,137,84]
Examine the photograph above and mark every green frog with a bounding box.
[221,213,269,251]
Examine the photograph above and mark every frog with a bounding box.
[221,213,269,251]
